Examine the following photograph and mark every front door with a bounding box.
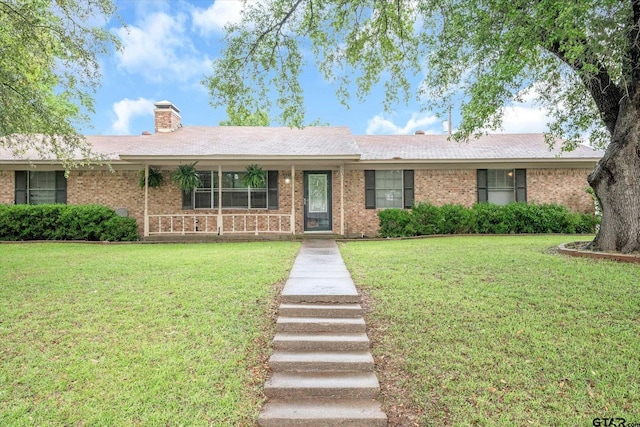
[304,171,332,232]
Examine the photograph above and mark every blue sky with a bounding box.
[87,0,550,137]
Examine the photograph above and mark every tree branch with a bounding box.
[244,0,306,67]
[629,0,640,93]
[546,42,622,135]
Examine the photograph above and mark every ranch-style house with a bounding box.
[0,101,603,238]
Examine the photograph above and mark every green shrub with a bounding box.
[59,205,116,240]
[0,204,139,241]
[575,213,599,234]
[100,216,139,241]
[410,202,443,235]
[377,202,597,237]
[470,203,511,234]
[439,204,472,234]
[378,209,412,237]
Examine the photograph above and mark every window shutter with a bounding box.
[54,171,67,204]
[477,169,488,203]
[403,170,414,209]
[181,190,194,209]
[364,170,376,209]
[515,169,527,202]
[15,171,27,204]
[267,171,279,210]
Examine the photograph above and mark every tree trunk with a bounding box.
[587,103,640,253]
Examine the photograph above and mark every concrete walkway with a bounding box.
[258,239,387,426]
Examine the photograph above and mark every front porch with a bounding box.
[139,163,351,238]
[147,213,293,235]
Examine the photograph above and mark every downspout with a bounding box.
[340,163,344,236]
[291,164,295,234]
[144,164,149,237]
[217,165,223,235]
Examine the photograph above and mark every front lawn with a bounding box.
[0,242,299,426]
[340,236,639,426]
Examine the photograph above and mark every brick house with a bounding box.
[0,101,602,238]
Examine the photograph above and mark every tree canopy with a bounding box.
[207,0,640,253]
[207,0,629,146]
[0,0,119,168]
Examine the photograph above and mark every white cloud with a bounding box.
[192,0,245,35]
[366,112,440,135]
[114,12,210,83]
[112,98,155,134]
[497,88,550,133]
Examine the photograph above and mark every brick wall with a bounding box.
[528,168,594,213]
[415,169,477,207]
[0,170,14,204]
[154,109,181,133]
[0,166,596,237]
[342,167,594,237]
[67,169,146,232]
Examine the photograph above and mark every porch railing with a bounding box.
[147,214,292,235]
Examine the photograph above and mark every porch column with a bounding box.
[143,164,149,237]
[217,165,223,235]
[291,165,295,234]
[340,163,344,236]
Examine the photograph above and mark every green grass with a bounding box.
[340,236,639,426]
[0,242,299,426]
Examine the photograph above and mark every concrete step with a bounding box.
[264,371,380,399]
[276,317,366,333]
[273,332,370,352]
[279,303,363,318]
[258,398,387,426]
[269,351,374,372]
[281,278,360,304]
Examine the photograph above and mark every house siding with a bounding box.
[0,170,13,204]
[342,167,594,237]
[67,170,146,232]
[527,168,593,213]
[0,165,596,237]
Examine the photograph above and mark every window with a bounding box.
[365,170,414,209]
[186,170,278,210]
[15,171,67,204]
[477,169,526,205]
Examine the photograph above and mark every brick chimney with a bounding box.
[154,101,181,133]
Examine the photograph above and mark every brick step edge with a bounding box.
[264,371,380,399]
[278,303,363,318]
[273,332,370,351]
[258,398,387,427]
[269,350,374,372]
[276,316,366,333]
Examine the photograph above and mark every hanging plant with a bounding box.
[171,163,202,192]
[243,164,266,188]
[138,167,164,189]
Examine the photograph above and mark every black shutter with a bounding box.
[267,171,279,210]
[15,171,27,204]
[181,190,194,209]
[477,169,488,203]
[515,169,527,202]
[365,170,376,209]
[54,171,67,204]
[403,170,414,209]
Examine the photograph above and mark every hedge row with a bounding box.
[378,202,599,238]
[0,204,139,241]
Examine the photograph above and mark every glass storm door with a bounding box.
[303,171,332,232]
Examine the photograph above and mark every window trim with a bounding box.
[477,168,526,204]
[183,170,278,210]
[365,169,414,209]
[15,171,66,205]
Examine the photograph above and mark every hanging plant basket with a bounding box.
[243,164,266,188]
[171,163,201,192]
[138,167,164,189]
